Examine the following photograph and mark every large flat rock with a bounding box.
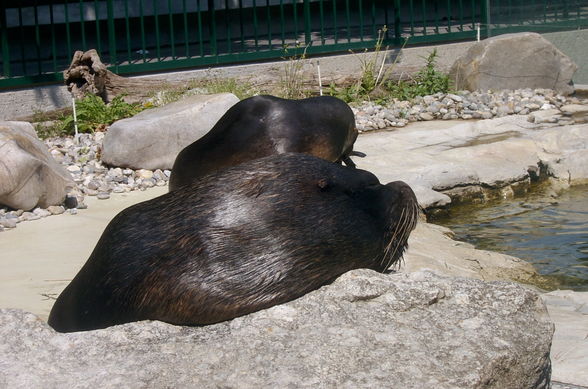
[0,270,553,389]
[404,222,543,286]
[354,116,588,208]
[101,93,239,170]
[541,290,588,386]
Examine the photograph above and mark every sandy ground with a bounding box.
[0,186,167,320]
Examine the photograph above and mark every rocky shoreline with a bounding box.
[1,88,587,232]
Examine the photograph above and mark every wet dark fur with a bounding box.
[48,154,418,333]
[168,95,358,191]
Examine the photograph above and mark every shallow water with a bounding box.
[429,184,588,291]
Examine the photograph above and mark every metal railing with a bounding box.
[1,0,587,89]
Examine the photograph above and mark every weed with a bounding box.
[200,77,259,99]
[280,42,311,99]
[385,49,452,100]
[328,27,394,103]
[148,77,259,106]
[52,94,144,136]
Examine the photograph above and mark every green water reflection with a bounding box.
[429,184,588,291]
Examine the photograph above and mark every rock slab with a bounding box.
[0,270,553,389]
[101,93,239,170]
[541,290,588,386]
[0,122,74,210]
[450,32,577,95]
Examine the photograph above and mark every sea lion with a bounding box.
[48,153,418,333]
[168,95,359,191]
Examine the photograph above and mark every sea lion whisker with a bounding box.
[381,207,407,269]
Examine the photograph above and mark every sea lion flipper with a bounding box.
[350,151,366,158]
[341,156,356,168]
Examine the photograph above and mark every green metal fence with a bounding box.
[1,0,587,89]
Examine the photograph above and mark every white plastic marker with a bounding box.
[317,60,323,96]
[72,97,79,143]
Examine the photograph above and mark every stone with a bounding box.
[32,208,52,218]
[560,104,588,123]
[528,108,562,124]
[419,112,434,121]
[0,218,17,228]
[66,165,81,173]
[0,122,75,211]
[136,169,153,179]
[20,212,40,221]
[0,270,553,388]
[63,196,78,209]
[101,93,239,170]
[450,32,577,95]
[47,205,65,215]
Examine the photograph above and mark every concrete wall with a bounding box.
[543,29,588,84]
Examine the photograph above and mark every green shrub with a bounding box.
[58,94,144,135]
[385,49,452,100]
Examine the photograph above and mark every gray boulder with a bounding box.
[450,32,577,95]
[0,122,74,211]
[0,270,553,389]
[101,93,239,170]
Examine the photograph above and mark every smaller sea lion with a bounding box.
[48,153,418,333]
[168,95,359,191]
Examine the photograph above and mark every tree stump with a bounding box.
[64,50,167,103]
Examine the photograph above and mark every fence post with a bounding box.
[393,0,401,44]
[0,3,9,77]
[106,0,117,72]
[208,0,217,55]
[303,0,311,45]
[480,0,491,38]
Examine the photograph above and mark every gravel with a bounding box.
[351,88,586,132]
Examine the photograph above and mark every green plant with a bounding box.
[149,77,259,106]
[279,42,311,99]
[328,26,405,103]
[201,77,259,100]
[58,94,144,135]
[385,49,452,100]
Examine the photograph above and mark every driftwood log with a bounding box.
[64,50,167,103]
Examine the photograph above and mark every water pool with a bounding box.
[429,184,588,291]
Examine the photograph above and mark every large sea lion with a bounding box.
[168,95,359,191]
[48,153,418,333]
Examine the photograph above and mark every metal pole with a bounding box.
[208,0,217,55]
[0,3,10,77]
[303,0,311,45]
[106,0,117,71]
[485,0,491,38]
[393,0,401,44]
